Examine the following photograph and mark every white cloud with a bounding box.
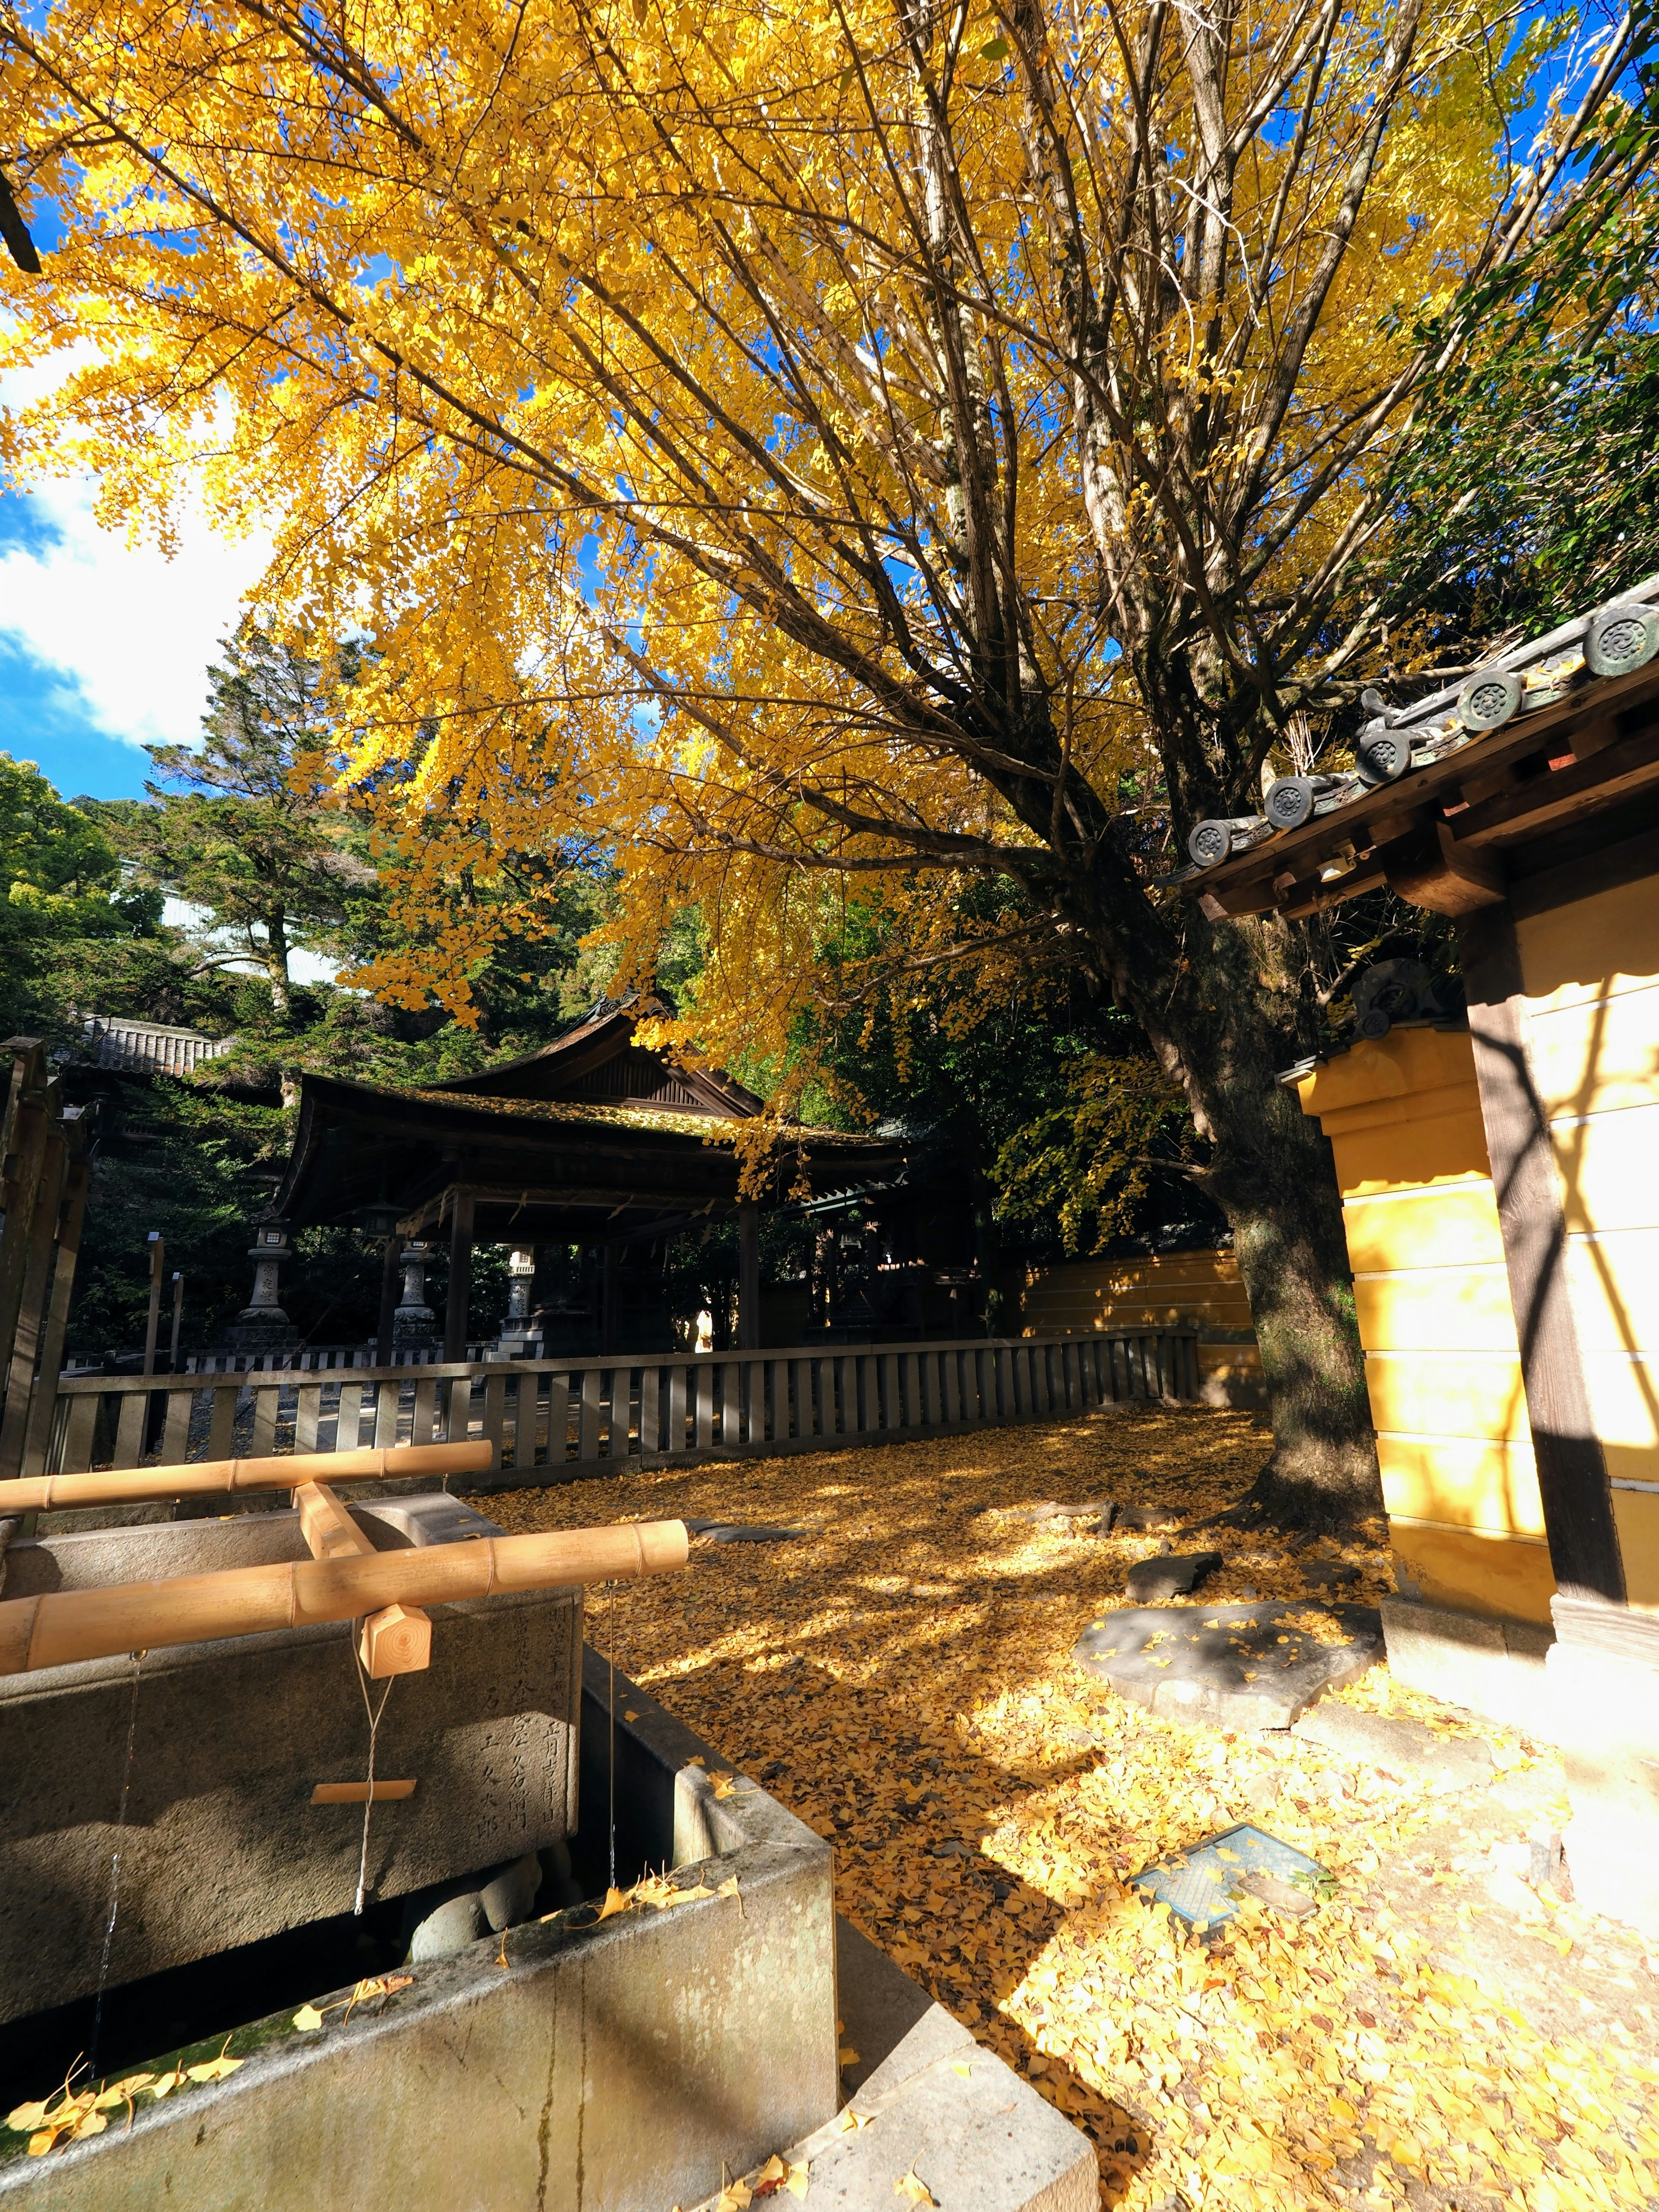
[0,475,271,751]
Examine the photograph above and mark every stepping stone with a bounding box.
[1074,1602,1384,1730]
[1124,1551,1221,1602]
[1022,1498,1114,1522]
[1300,1560,1361,1591]
[1293,1703,1494,1791]
[1116,1503,1186,1532]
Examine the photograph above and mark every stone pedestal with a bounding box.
[1379,1595,1555,1735]
[1548,1597,1659,1941]
[225,1220,299,1351]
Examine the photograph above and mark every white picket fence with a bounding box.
[46,1329,1201,1481]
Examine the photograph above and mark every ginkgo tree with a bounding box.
[1,0,1646,1520]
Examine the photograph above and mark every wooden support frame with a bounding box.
[295,1478,432,1678]
[0,1517,689,1674]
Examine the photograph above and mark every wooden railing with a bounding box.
[43,1329,1200,1481]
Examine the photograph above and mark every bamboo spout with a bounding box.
[0,1440,496,1517]
[0,1519,689,1676]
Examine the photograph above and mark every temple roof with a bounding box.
[273,1063,906,1243]
[421,997,764,1119]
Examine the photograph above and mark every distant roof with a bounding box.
[423,996,765,1119]
[76,1015,235,1078]
[1181,575,1659,920]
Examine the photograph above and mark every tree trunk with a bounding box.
[265,909,292,1017]
[1077,875,1381,1530]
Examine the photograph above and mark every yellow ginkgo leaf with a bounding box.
[149,2070,188,2100]
[27,2131,57,2157]
[837,2108,872,2134]
[185,2056,242,2084]
[756,2155,788,2183]
[6,2102,48,2132]
[596,1886,633,1920]
[950,2059,973,2077]
[895,2163,936,2206]
[716,2179,753,2211]
[785,2164,810,2199]
[837,2046,859,2066]
[70,2110,107,2139]
[293,2005,324,2031]
[718,1876,741,1898]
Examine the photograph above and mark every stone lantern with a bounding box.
[227,1219,299,1352]
[499,1245,538,1348]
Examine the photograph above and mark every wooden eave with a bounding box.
[1189,660,1659,922]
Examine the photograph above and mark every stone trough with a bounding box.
[0,1494,1096,2211]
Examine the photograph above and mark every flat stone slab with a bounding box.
[1115,1503,1187,1532]
[1294,1702,1494,1790]
[1125,1551,1221,1603]
[1299,1559,1361,1591]
[683,1519,807,1543]
[1074,1602,1385,1730]
[696,1918,1096,2212]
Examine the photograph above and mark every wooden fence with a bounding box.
[45,1329,1200,1481]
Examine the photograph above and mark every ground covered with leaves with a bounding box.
[490,1407,1659,2212]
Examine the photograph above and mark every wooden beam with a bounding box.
[1459,907,1626,1604]
[0,1437,495,1517]
[1378,820,1507,916]
[20,1152,92,1481]
[0,1517,690,1675]
[311,1779,416,1804]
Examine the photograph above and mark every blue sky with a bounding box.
[0,479,269,801]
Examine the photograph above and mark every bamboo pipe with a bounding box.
[0,1519,688,1676]
[0,1440,496,1517]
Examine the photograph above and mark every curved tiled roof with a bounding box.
[1182,575,1659,920]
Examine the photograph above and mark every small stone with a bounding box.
[1116,1503,1185,1532]
[1125,1551,1221,1603]
[480,1850,543,1933]
[1237,1870,1318,1918]
[409,1891,486,1961]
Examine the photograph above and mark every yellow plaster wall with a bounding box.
[1297,1028,1554,1624]
[1518,886,1659,1607]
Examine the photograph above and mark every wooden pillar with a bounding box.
[443,1191,475,1364]
[376,1235,401,1361]
[738,1203,761,1351]
[601,1241,621,1355]
[0,1123,67,1480]
[1459,906,1626,1605]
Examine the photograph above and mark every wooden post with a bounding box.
[601,1240,620,1355]
[0,1122,65,1481]
[1460,906,1626,1605]
[142,1232,165,1376]
[20,1150,92,1480]
[0,1041,51,1372]
[443,1190,475,1363]
[376,1235,401,1361]
[738,1203,761,1351]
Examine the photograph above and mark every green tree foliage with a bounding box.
[0,752,162,1038]
[1375,67,1659,653]
[800,883,1220,1260]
